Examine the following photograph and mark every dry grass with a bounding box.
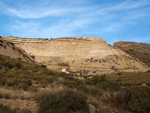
[0,84,66,100]
[0,88,33,100]
[36,85,65,95]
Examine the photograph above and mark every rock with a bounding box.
[61,68,69,74]
[89,104,96,113]
[142,84,147,87]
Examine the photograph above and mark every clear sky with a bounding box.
[0,0,150,44]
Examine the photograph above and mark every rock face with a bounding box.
[114,41,150,67]
[1,36,148,75]
[0,36,34,63]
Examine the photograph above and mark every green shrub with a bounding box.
[58,62,69,66]
[0,78,6,86]
[101,81,121,91]
[6,78,21,87]
[0,104,31,113]
[15,62,22,69]
[128,87,150,113]
[77,83,89,94]
[23,79,32,86]
[63,78,83,89]
[36,89,90,113]
[86,75,106,85]
[109,87,150,113]
[123,83,132,87]
[7,79,14,87]
[86,75,121,91]
[40,65,46,68]
[46,76,59,84]
[4,62,14,69]
[44,69,57,75]
[77,84,103,98]
[59,72,68,76]
[88,87,103,98]
[109,88,130,109]
[21,83,29,91]
[0,105,15,113]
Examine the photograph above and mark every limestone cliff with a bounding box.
[1,36,148,75]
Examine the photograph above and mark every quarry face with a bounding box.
[2,36,148,75]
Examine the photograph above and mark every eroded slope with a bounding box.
[114,41,150,67]
[0,36,34,63]
[1,36,148,75]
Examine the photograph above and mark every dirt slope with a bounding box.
[114,41,150,67]
[0,36,35,63]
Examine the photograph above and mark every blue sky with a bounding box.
[0,0,150,44]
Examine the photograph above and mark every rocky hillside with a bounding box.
[1,36,148,75]
[0,36,150,113]
[114,41,150,67]
[0,54,150,113]
[0,36,35,63]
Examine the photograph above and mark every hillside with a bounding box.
[1,36,148,75]
[0,36,35,63]
[114,41,150,67]
[0,36,150,113]
[0,54,150,113]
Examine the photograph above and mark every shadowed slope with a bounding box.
[114,41,150,67]
[0,36,35,63]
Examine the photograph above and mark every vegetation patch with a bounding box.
[86,75,121,91]
[0,105,15,113]
[36,89,90,113]
[107,86,150,113]
[1,54,150,113]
